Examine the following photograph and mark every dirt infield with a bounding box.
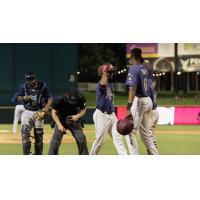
[1,129,200,144]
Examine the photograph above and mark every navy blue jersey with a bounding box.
[126,64,150,97]
[12,93,24,105]
[96,82,115,113]
[15,81,52,111]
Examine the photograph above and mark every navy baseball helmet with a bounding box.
[25,72,36,82]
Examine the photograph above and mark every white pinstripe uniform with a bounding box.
[90,83,127,155]
[12,104,25,134]
[125,64,159,155]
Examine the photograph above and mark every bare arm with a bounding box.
[99,72,108,86]
[126,86,136,117]
[70,108,86,122]
[128,86,136,103]
[42,97,53,113]
[52,109,66,132]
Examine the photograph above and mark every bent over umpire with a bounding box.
[48,90,89,155]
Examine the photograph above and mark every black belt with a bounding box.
[98,109,113,115]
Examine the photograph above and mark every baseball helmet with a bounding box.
[98,63,116,76]
[25,72,36,82]
[117,118,134,136]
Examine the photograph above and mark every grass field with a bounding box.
[84,92,200,107]
[1,124,200,155]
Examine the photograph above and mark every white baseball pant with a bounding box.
[21,110,44,129]
[12,105,25,134]
[149,108,159,145]
[126,96,159,155]
[90,109,127,155]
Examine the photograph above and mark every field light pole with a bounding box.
[174,43,178,95]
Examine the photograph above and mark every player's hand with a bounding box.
[23,95,31,101]
[69,115,79,122]
[126,110,132,119]
[100,72,108,86]
[58,124,66,133]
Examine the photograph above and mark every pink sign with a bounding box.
[116,106,126,120]
[174,106,200,125]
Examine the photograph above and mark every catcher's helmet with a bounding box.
[98,63,116,76]
[25,72,36,82]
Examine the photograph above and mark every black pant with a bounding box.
[48,122,89,155]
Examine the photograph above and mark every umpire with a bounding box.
[48,90,89,155]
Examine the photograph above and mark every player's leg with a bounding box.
[149,109,159,147]
[21,110,33,155]
[48,124,64,155]
[34,119,44,155]
[12,105,21,134]
[126,97,141,155]
[69,122,89,155]
[139,98,159,155]
[108,114,127,155]
[125,134,139,155]
[90,109,107,155]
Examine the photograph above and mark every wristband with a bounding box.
[127,103,132,110]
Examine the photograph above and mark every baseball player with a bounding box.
[90,63,127,155]
[48,90,89,155]
[11,93,25,134]
[125,48,159,155]
[14,72,53,155]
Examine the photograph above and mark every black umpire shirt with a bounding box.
[52,94,86,123]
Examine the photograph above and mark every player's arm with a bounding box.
[15,85,30,103]
[99,72,108,86]
[52,109,66,133]
[126,68,137,116]
[42,97,53,113]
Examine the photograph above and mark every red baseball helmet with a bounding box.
[98,63,116,76]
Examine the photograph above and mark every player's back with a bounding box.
[126,64,149,97]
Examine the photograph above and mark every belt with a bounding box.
[97,109,113,115]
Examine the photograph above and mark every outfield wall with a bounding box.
[1,106,200,125]
[117,106,200,125]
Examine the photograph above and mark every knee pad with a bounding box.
[21,124,31,134]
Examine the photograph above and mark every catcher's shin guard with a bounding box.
[34,128,44,155]
[21,125,31,155]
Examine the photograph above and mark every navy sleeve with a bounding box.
[126,67,138,87]
[13,84,25,104]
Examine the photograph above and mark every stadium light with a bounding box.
[177,72,181,75]
[77,71,80,75]
[162,72,165,75]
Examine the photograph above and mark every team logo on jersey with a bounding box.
[127,73,132,81]
[106,87,113,100]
